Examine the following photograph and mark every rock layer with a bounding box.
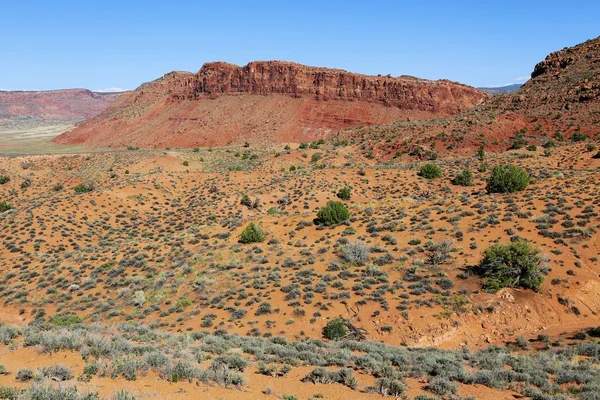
[53,61,489,148]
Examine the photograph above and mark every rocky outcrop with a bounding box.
[176,61,488,115]
[523,36,600,105]
[53,61,488,148]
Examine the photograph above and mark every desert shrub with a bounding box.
[337,187,351,200]
[452,169,473,186]
[571,131,587,142]
[426,240,454,265]
[428,376,458,396]
[0,202,11,213]
[476,145,486,160]
[526,144,537,151]
[323,318,347,340]
[212,354,248,372]
[0,175,9,185]
[419,163,441,179]
[166,360,199,383]
[374,377,407,397]
[586,143,596,152]
[341,242,371,266]
[316,201,350,226]
[16,368,33,382]
[240,194,253,208]
[182,160,189,166]
[542,140,555,148]
[40,365,73,381]
[74,182,94,194]
[486,165,530,193]
[239,223,266,244]
[302,367,357,389]
[477,240,546,292]
[48,313,82,327]
[510,131,528,149]
[114,391,138,400]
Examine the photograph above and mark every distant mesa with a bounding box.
[0,89,124,129]
[53,61,490,148]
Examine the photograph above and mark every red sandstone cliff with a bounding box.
[53,61,489,148]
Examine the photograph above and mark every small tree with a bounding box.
[419,163,441,179]
[337,187,351,200]
[452,169,473,186]
[316,201,350,226]
[0,175,9,185]
[239,223,266,243]
[477,240,546,292]
[486,165,530,193]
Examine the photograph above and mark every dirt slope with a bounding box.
[53,62,489,148]
[334,36,600,160]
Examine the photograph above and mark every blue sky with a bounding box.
[1,0,599,91]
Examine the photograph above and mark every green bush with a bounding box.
[0,202,10,213]
[478,240,546,292]
[510,131,528,149]
[316,201,350,226]
[526,144,537,151]
[542,140,555,148]
[452,169,473,186]
[337,187,351,200]
[239,223,266,243]
[571,131,587,142]
[0,175,9,185]
[476,145,486,161]
[182,160,189,166]
[49,313,82,327]
[486,165,530,193]
[323,318,347,340]
[419,163,441,179]
[74,182,94,194]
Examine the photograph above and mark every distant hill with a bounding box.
[478,84,523,94]
[0,89,124,129]
[52,61,489,148]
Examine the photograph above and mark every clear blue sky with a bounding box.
[1,0,598,91]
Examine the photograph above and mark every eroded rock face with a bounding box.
[53,61,489,148]
[179,61,488,115]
